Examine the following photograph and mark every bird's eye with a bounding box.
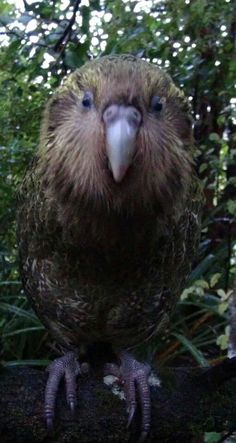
[82,91,93,109]
[151,96,163,113]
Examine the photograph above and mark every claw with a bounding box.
[121,351,151,437]
[44,352,81,427]
[138,431,149,443]
[105,351,151,440]
[127,404,136,428]
[46,416,53,431]
[69,400,76,413]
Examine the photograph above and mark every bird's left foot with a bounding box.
[105,351,151,442]
[44,351,81,429]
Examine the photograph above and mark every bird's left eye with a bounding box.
[151,96,163,113]
[82,91,93,109]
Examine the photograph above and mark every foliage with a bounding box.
[204,432,222,443]
[0,0,235,374]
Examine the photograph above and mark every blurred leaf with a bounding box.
[227,199,236,215]
[216,332,229,351]
[0,303,39,322]
[173,333,209,367]
[64,43,88,69]
[18,13,33,24]
[3,359,50,367]
[210,273,221,288]
[204,432,222,443]
[188,255,216,284]
[209,133,221,143]
[3,326,44,337]
[194,280,209,289]
[217,289,227,299]
[0,14,13,25]
[218,302,228,315]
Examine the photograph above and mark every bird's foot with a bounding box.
[45,351,81,429]
[105,351,151,442]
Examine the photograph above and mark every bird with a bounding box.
[17,54,203,440]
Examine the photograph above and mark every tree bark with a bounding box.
[1,359,236,442]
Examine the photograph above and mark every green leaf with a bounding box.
[173,333,209,367]
[209,132,221,143]
[217,289,226,299]
[218,301,228,315]
[3,359,50,368]
[18,13,33,25]
[216,333,228,350]
[37,3,53,19]
[204,432,222,443]
[181,286,194,300]
[3,326,44,337]
[194,279,209,289]
[199,163,208,173]
[64,44,87,69]
[227,199,236,215]
[0,2,13,15]
[210,273,221,288]
[0,280,21,286]
[0,14,13,25]
[0,303,39,322]
[187,255,216,284]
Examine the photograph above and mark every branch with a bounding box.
[1,359,236,442]
[53,0,81,53]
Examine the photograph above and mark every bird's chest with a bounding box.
[46,220,176,347]
[51,262,169,350]
[30,214,182,349]
[59,213,160,283]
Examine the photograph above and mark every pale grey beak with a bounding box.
[103,104,142,183]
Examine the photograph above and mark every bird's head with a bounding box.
[39,55,194,215]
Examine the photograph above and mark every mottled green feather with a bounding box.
[18,55,203,353]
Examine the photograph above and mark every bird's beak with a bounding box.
[103,104,142,183]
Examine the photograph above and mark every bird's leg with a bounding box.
[105,351,151,441]
[45,351,81,429]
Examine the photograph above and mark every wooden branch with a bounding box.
[1,359,236,442]
[54,0,81,53]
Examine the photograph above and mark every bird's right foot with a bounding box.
[105,351,151,442]
[44,351,81,429]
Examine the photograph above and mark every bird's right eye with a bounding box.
[151,96,163,113]
[82,91,93,109]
